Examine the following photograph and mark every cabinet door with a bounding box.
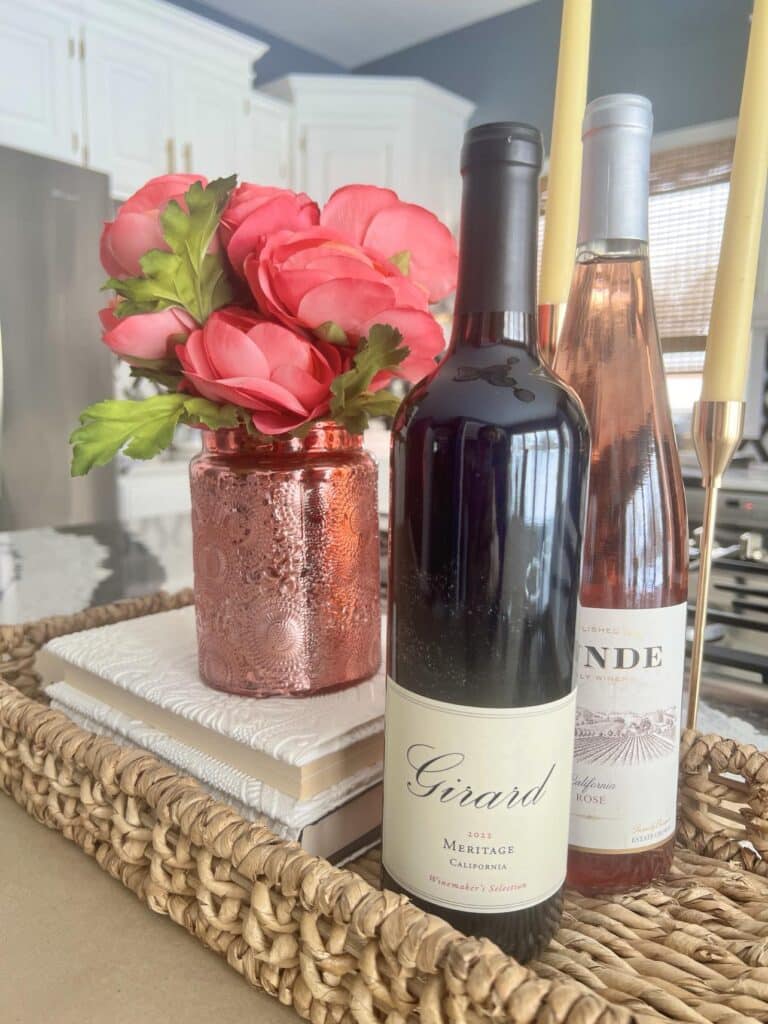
[0,0,83,162]
[83,24,174,198]
[175,71,245,183]
[243,97,291,188]
[298,122,401,205]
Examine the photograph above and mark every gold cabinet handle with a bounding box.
[166,138,176,173]
[182,142,193,173]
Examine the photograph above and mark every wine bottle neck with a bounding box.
[453,155,539,323]
[449,310,538,356]
[576,238,649,262]
[578,96,652,246]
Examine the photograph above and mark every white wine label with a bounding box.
[569,603,687,854]
[382,679,576,913]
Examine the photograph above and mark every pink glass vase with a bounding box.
[189,424,381,697]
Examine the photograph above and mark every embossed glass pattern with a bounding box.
[190,424,381,697]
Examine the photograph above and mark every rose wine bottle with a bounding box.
[553,95,689,894]
[382,123,590,962]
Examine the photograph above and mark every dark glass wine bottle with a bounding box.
[553,95,689,894]
[381,123,590,963]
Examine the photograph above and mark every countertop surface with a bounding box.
[1,514,766,1023]
[0,516,298,1023]
[0,513,763,743]
[0,514,194,624]
[0,796,296,1024]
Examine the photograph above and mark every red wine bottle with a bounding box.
[553,95,689,894]
[382,123,590,962]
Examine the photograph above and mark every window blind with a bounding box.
[648,137,733,344]
[539,135,734,359]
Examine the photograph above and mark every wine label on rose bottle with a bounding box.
[569,603,687,854]
[382,679,576,913]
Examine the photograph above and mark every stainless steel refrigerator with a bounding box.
[0,146,117,529]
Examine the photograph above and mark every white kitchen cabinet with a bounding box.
[175,71,247,183]
[82,24,174,198]
[80,0,267,198]
[300,122,402,205]
[0,4,472,225]
[0,0,83,163]
[242,94,292,188]
[262,75,474,230]
[173,82,293,191]
[0,0,269,199]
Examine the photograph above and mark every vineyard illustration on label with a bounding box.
[574,707,677,766]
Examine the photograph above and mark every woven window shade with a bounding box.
[539,136,734,362]
[648,137,733,345]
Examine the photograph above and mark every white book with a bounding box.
[46,681,382,864]
[37,606,385,802]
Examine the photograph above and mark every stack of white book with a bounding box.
[38,606,385,862]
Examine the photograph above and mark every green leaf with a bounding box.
[331,324,408,406]
[287,419,317,440]
[329,323,408,434]
[180,398,240,430]
[352,391,402,418]
[106,265,183,316]
[389,250,411,275]
[104,175,237,323]
[200,252,234,316]
[126,355,182,372]
[69,391,250,475]
[129,365,183,390]
[126,355,184,390]
[315,320,348,344]
[70,394,187,476]
[330,390,402,434]
[161,176,235,272]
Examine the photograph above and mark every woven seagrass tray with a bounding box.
[2,590,768,1024]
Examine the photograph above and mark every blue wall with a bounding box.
[357,0,753,143]
[169,0,752,142]
[167,0,345,81]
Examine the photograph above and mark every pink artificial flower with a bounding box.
[100,173,207,278]
[177,308,345,435]
[245,227,445,383]
[219,183,319,277]
[99,302,195,363]
[206,305,264,334]
[320,184,458,302]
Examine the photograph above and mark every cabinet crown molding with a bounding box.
[263,74,475,120]
[81,0,269,78]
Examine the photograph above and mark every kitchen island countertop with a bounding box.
[0,513,766,1023]
[0,514,194,624]
[0,794,296,1024]
[0,513,765,745]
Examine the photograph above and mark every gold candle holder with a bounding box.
[686,399,745,729]
[538,302,567,366]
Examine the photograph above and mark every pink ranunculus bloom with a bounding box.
[206,305,264,334]
[99,303,196,363]
[245,227,445,383]
[177,308,345,435]
[100,173,207,279]
[220,182,320,277]
[320,184,458,303]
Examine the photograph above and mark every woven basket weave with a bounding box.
[2,591,768,1024]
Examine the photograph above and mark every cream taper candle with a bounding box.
[700,0,768,401]
[539,0,592,306]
